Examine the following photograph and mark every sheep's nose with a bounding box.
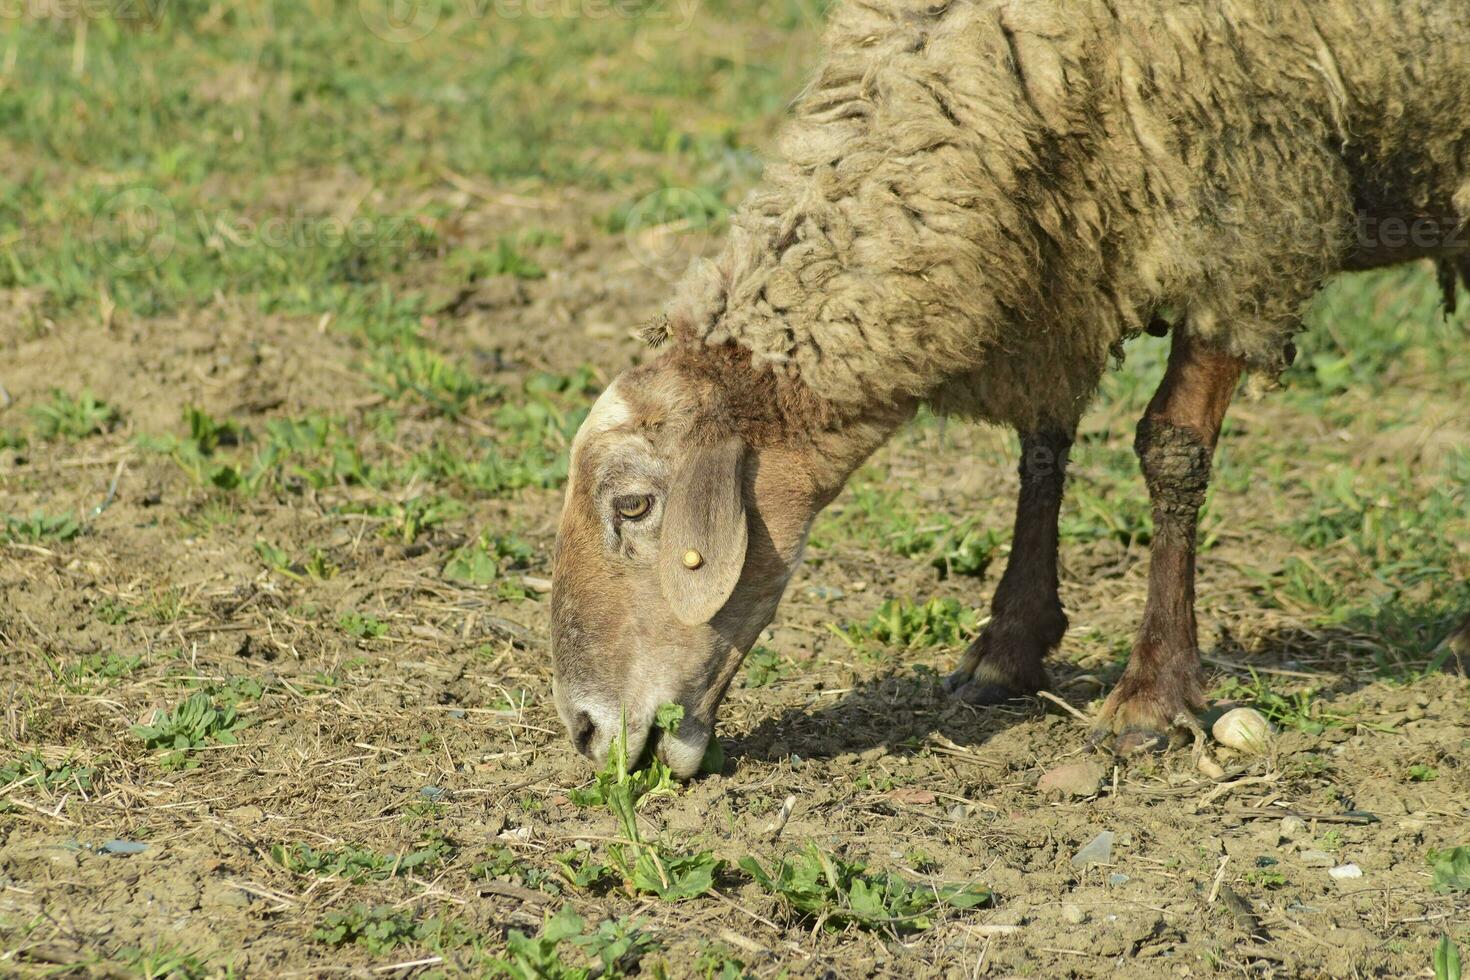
[570,710,597,758]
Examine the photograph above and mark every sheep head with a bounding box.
[549,357,831,778]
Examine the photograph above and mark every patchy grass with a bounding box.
[0,2,1465,977]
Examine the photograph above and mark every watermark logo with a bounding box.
[92,188,176,273]
[359,0,441,43]
[0,0,169,30]
[620,187,721,280]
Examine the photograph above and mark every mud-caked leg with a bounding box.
[1096,333,1243,754]
[946,428,1074,704]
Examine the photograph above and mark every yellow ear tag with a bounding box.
[682,549,705,570]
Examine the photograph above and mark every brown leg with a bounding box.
[1445,613,1470,664]
[946,428,1074,703]
[1096,332,1244,753]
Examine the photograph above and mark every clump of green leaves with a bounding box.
[337,610,388,639]
[120,943,211,980]
[271,836,453,882]
[486,906,654,979]
[136,407,249,491]
[808,482,999,577]
[1408,763,1440,782]
[30,389,120,440]
[342,494,464,544]
[4,511,81,544]
[52,651,144,692]
[254,539,338,581]
[739,844,990,934]
[565,709,722,901]
[449,237,546,281]
[832,597,980,655]
[130,692,244,770]
[1428,846,1470,893]
[743,646,791,688]
[568,710,680,810]
[367,343,497,417]
[473,847,562,895]
[1,752,95,794]
[1245,866,1288,890]
[443,533,535,588]
[313,904,469,955]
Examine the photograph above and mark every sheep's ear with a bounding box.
[659,437,748,626]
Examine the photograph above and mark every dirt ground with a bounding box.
[2,192,1467,978]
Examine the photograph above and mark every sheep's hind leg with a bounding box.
[946,428,1074,704]
[1095,333,1243,755]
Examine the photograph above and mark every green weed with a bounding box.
[486,906,655,979]
[1213,673,1352,735]
[739,843,990,934]
[443,533,535,586]
[1436,935,1462,980]
[448,238,546,280]
[50,651,145,692]
[1428,847,1470,894]
[831,597,980,657]
[30,389,119,440]
[565,710,722,901]
[130,692,245,770]
[120,943,211,980]
[313,904,470,956]
[742,646,792,688]
[271,836,453,882]
[367,343,497,417]
[336,611,389,639]
[3,511,81,544]
[0,752,95,795]
[342,494,464,544]
[254,539,338,582]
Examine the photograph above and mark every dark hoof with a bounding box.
[1086,725,1170,757]
[952,681,1032,706]
[1112,728,1170,757]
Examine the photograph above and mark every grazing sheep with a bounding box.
[550,0,1470,775]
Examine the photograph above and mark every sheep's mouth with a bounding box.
[651,720,714,780]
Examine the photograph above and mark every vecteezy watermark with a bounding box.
[358,0,701,43]
[92,188,177,273]
[620,187,722,281]
[0,0,169,29]
[358,0,440,43]
[191,208,425,254]
[1356,213,1470,253]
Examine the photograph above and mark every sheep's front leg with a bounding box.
[945,428,1074,704]
[1096,333,1243,755]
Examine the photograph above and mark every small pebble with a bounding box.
[1038,761,1105,798]
[1404,704,1425,721]
[1299,850,1334,867]
[1107,873,1130,887]
[1329,863,1363,881]
[1197,754,1225,780]
[1212,707,1274,754]
[1061,904,1087,925]
[1280,815,1309,839]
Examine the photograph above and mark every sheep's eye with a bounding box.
[614,495,653,521]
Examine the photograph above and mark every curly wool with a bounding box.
[664,0,1470,433]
